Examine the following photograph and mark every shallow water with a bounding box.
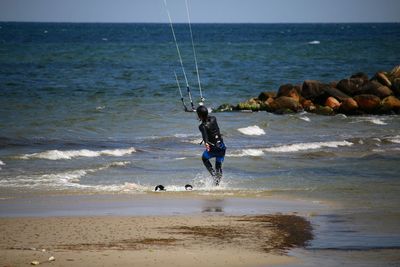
[1,22,400,264]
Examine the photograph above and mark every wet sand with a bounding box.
[0,214,312,267]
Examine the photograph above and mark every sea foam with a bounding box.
[237,125,266,136]
[264,141,353,153]
[20,147,136,160]
[308,40,320,44]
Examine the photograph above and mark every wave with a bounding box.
[237,125,266,136]
[370,119,387,125]
[0,161,132,189]
[299,116,311,122]
[308,40,320,44]
[229,141,353,157]
[0,159,4,170]
[19,147,136,160]
[387,135,400,144]
[354,117,388,125]
[229,149,265,157]
[264,141,353,153]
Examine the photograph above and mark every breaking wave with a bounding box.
[237,125,266,136]
[264,141,353,153]
[0,161,133,189]
[19,147,136,160]
[230,141,353,157]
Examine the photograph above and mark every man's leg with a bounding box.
[214,157,224,186]
[202,150,216,177]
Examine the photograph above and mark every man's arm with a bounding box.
[199,124,210,151]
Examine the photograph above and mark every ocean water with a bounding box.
[1,22,400,264]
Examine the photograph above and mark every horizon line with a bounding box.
[1,20,400,24]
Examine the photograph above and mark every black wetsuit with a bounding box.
[199,116,226,185]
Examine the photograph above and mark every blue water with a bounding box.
[1,22,400,265]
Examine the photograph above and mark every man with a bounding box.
[196,105,226,186]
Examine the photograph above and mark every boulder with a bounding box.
[215,103,233,112]
[340,98,359,114]
[258,91,276,102]
[388,65,400,82]
[392,78,400,96]
[354,94,381,112]
[323,87,350,101]
[301,80,325,100]
[315,106,334,116]
[350,72,369,84]
[301,99,316,112]
[360,81,393,98]
[269,96,302,113]
[336,78,365,96]
[381,96,400,113]
[277,84,300,102]
[375,72,392,88]
[236,101,261,111]
[325,97,341,110]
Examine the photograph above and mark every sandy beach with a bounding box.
[0,213,313,267]
[0,194,319,267]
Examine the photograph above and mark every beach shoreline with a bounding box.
[0,194,322,266]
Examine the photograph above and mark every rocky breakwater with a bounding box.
[215,66,400,115]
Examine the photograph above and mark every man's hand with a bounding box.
[205,143,211,151]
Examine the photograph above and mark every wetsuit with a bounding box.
[199,115,226,185]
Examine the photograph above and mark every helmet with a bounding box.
[196,105,208,119]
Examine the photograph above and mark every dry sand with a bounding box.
[0,214,312,267]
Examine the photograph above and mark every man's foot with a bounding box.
[214,173,222,186]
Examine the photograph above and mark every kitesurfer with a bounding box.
[196,106,226,186]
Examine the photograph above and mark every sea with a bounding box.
[1,22,400,266]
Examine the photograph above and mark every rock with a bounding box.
[392,78,400,96]
[315,106,334,116]
[215,103,233,112]
[323,87,350,101]
[388,65,400,82]
[340,98,359,114]
[325,97,341,110]
[350,72,369,84]
[48,256,55,262]
[375,72,392,88]
[31,261,40,265]
[360,81,392,98]
[277,84,300,102]
[336,78,365,96]
[301,99,316,112]
[258,91,276,102]
[381,96,400,113]
[354,94,381,112]
[301,80,325,101]
[269,96,302,113]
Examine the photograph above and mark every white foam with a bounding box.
[264,141,353,153]
[229,149,265,157]
[299,116,311,122]
[237,125,266,136]
[19,147,136,160]
[188,138,203,145]
[388,135,400,144]
[308,40,320,45]
[370,119,387,125]
[0,161,133,189]
[0,160,4,166]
